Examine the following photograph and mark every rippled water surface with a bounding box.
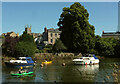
[2,57,120,82]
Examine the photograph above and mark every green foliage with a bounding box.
[58,2,95,53]
[35,49,40,53]
[114,40,120,57]
[44,44,53,53]
[2,31,37,58]
[95,37,117,56]
[20,31,34,43]
[52,39,67,53]
[1,35,5,39]
[15,32,36,57]
[45,44,53,49]
[15,42,36,57]
[2,36,19,57]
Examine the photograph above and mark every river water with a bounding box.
[2,57,120,83]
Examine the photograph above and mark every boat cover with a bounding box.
[26,57,34,63]
[93,55,98,59]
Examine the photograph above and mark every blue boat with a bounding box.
[5,57,34,67]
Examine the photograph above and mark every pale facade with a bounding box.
[102,31,120,40]
[43,27,61,45]
[6,32,19,37]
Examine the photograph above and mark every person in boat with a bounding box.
[45,58,48,62]
[19,66,23,74]
[19,69,21,74]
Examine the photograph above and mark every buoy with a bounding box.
[40,64,43,67]
[62,63,65,66]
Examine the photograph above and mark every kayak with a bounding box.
[42,61,52,64]
[11,72,33,76]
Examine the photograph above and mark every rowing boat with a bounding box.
[11,72,33,76]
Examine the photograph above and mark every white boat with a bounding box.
[5,57,34,67]
[72,54,99,65]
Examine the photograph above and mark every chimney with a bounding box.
[44,27,47,32]
[102,30,104,34]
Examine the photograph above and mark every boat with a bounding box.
[72,54,99,65]
[11,71,33,76]
[42,61,52,64]
[5,57,34,67]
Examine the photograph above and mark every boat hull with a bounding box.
[73,60,99,65]
[42,61,52,64]
[5,62,34,67]
[73,61,90,65]
[11,72,33,76]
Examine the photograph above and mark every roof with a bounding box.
[102,32,120,36]
[7,32,16,35]
[47,28,61,32]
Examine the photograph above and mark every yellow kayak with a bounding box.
[42,61,52,64]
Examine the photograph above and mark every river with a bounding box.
[2,57,120,83]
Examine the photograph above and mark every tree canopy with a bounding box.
[58,2,95,53]
[52,39,67,53]
[2,36,19,57]
[15,32,36,57]
[15,41,36,57]
[2,31,37,58]
[95,37,117,56]
[20,31,34,43]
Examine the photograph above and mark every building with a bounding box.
[43,27,61,45]
[25,24,31,34]
[102,31,120,40]
[2,32,19,38]
[25,24,41,39]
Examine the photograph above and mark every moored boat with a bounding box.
[42,61,52,64]
[72,54,99,65]
[11,71,33,76]
[5,57,34,67]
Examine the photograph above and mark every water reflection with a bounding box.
[61,64,99,82]
[76,64,99,75]
[2,58,120,82]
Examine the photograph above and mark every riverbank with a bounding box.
[33,53,82,61]
[2,53,104,62]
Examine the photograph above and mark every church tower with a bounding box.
[25,24,31,34]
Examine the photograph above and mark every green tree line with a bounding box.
[2,2,120,58]
[2,31,36,58]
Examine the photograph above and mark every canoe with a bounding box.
[42,61,52,64]
[11,72,33,76]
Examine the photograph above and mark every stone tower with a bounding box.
[25,24,31,34]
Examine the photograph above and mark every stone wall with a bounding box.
[34,53,82,60]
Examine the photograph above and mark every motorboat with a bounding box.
[72,54,99,65]
[5,57,34,67]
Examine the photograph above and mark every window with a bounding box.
[55,33,57,37]
[51,33,52,37]
[51,39,53,43]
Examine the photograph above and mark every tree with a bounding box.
[15,32,37,57]
[58,2,95,53]
[2,36,19,57]
[15,42,36,57]
[52,39,67,53]
[95,37,117,56]
[20,31,34,43]
[114,40,120,57]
